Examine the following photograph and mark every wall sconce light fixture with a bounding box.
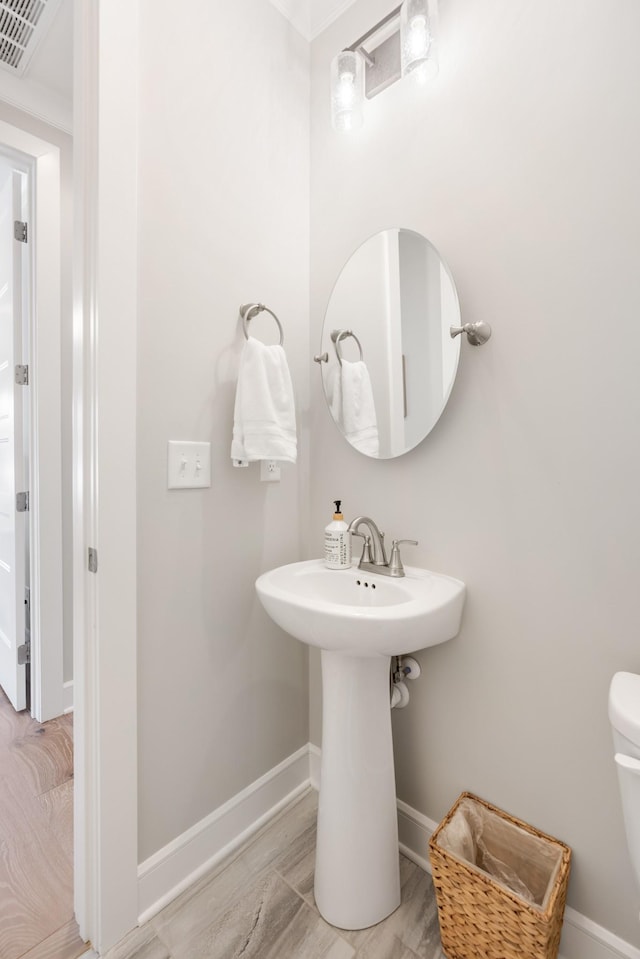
[330,0,438,132]
[331,49,365,132]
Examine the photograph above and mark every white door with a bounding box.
[0,156,28,711]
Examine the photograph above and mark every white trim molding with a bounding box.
[63,679,73,713]
[0,74,72,134]
[137,746,312,923]
[73,0,139,950]
[309,0,360,39]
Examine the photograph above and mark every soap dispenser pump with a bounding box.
[324,500,351,570]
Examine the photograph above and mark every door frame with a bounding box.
[0,122,65,724]
[73,0,139,951]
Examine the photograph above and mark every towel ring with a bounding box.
[239,303,284,346]
[331,328,363,366]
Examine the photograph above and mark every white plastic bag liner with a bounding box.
[434,797,563,911]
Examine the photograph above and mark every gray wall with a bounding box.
[136,0,310,861]
[309,0,640,945]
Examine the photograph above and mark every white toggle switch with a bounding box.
[168,441,211,489]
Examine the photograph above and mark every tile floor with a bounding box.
[105,789,444,959]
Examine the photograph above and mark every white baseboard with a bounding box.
[137,745,311,923]
[63,680,73,713]
[396,799,640,959]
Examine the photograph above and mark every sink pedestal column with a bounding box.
[314,650,401,930]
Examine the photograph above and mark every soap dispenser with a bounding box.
[324,500,351,570]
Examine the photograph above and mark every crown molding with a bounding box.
[309,0,360,39]
[0,74,72,134]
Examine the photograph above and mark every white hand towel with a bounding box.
[231,337,297,463]
[333,359,379,456]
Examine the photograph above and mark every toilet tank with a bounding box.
[609,672,640,893]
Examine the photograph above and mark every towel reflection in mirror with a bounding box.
[327,353,379,457]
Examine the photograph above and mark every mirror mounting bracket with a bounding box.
[450,321,492,346]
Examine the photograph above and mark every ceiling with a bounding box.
[269,0,359,40]
[0,0,72,131]
[25,0,73,100]
[22,0,357,97]
[0,0,359,133]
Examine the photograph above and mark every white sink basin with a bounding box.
[256,559,465,657]
[256,557,466,931]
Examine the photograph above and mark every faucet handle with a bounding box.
[389,539,419,577]
[351,530,373,565]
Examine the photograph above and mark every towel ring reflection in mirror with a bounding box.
[239,303,284,346]
[314,329,365,365]
[332,329,364,366]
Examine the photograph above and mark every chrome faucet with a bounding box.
[348,516,388,566]
[347,516,418,578]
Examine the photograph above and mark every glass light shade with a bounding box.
[400,0,437,81]
[331,50,365,132]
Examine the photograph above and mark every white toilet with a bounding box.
[609,671,640,891]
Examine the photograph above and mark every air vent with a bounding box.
[0,0,62,76]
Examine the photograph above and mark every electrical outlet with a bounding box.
[260,460,281,482]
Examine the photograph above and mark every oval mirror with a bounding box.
[320,229,461,459]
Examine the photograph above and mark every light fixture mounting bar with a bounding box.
[343,4,403,101]
[355,46,375,68]
[345,4,402,56]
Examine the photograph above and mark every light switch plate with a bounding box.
[168,441,211,489]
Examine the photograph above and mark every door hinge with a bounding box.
[17,643,30,665]
[14,220,27,243]
[16,491,29,512]
[15,364,29,386]
[88,547,98,573]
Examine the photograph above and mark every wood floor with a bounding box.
[0,685,86,959]
[104,790,444,959]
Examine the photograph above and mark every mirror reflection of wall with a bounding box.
[320,229,461,459]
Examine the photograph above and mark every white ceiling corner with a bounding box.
[268,0,312,40]
[268,0,359,41]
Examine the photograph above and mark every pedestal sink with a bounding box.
[256,559,465,930]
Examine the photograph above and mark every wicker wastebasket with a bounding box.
[429,792,571,959]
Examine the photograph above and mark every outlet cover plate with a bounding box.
[260,460,281,482]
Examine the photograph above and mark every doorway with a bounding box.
[0,125,74,955]
[2,1,140,950]
[0,148,30,714]
[0,122,65,725]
